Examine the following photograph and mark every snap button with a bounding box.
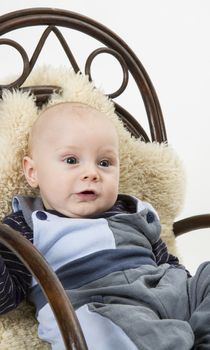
[146,211,155,223]
[36,211,47,220]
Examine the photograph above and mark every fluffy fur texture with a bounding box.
[0,66,186,349]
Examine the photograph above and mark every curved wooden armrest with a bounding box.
[0,223,87,350]
[173,214,210,237]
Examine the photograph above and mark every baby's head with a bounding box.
[23,102,120,218]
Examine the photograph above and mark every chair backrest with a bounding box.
[0,7,167,143]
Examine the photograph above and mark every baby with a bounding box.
[23,101,120,219]
[1,101,210,350]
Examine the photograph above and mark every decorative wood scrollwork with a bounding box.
[85,47,129,99]
[0,8,167,142]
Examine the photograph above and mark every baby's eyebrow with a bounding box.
[55,145,79,152]
[99,145,118,152]
[99,149,118,156]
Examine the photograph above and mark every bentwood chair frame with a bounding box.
[0,8,210,349]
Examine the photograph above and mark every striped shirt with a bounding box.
[0,208,187,315]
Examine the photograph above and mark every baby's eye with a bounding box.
[99,159,110,167]
[64,156,78,164]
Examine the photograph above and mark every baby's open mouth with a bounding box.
[76,190,97,200]
[80,190,95,194]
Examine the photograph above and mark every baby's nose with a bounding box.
[81,169,100,182]
[83,174,99,181]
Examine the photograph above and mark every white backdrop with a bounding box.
[1,0,210,274]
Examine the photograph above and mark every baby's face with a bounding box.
[24,103,120,218]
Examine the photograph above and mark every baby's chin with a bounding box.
[68,209,104,219]
[45,199,116,218]
[60,205,112,219]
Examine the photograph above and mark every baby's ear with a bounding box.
[23,156,39,188]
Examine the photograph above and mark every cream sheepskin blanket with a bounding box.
[0,66,185,349]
